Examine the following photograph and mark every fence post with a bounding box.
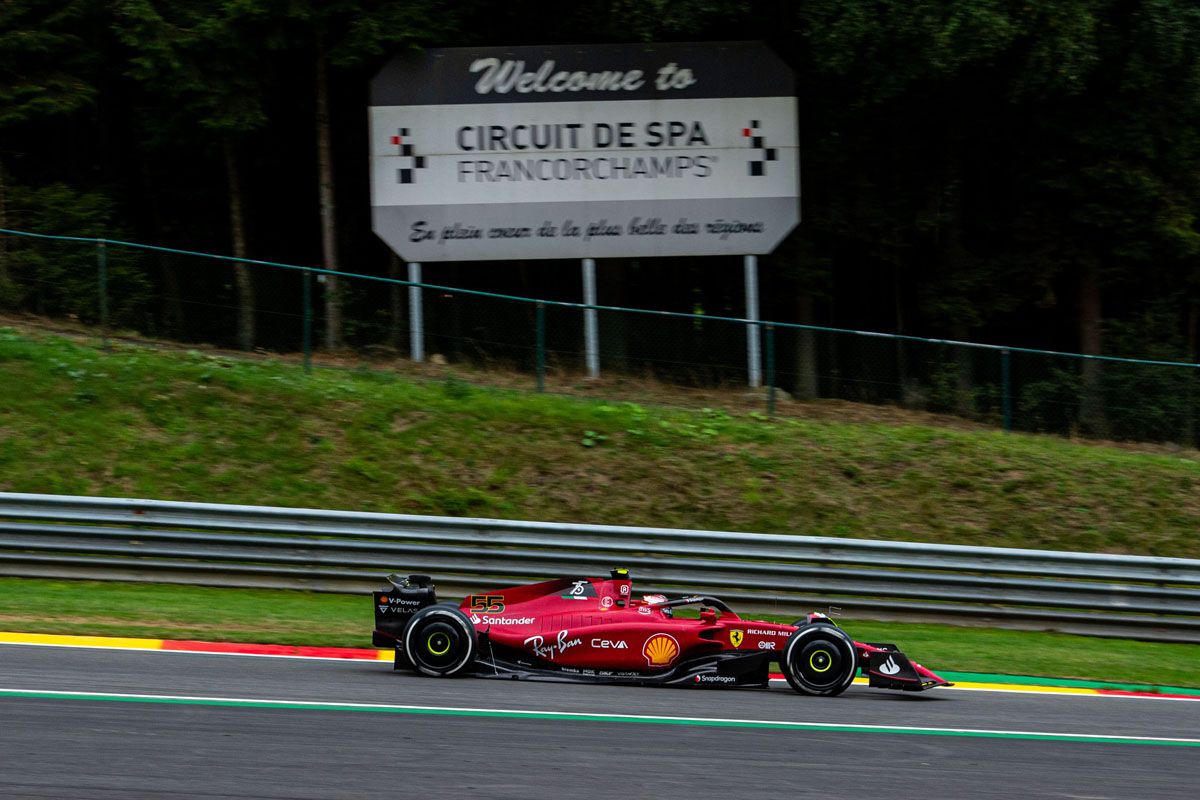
[96,240,108,350]
[1001,346,1012,431]
[302,269,313,374]
[536,301,546,392]
[766,323,776,417]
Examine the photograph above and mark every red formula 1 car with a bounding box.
[372,570,951,695]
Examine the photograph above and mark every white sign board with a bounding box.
[369,42,799,262]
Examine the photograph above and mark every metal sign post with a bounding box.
[583,258,599,377]
[744,254,761,388]
[408,261,424,362]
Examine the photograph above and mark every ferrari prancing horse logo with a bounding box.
[729,630,744,648]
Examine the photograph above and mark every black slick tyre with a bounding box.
[781,623,857,697]
[403,603,477,677]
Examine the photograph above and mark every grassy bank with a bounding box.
[0,578,1194,688]
[1,325,1199,555]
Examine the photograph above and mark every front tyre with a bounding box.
[781,624,857,696]
[403,604,477,677]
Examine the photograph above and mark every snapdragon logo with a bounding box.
[694,674,736,684]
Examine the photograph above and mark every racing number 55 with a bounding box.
[469,594,505,613]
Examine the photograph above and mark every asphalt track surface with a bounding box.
[2,644,1198,799]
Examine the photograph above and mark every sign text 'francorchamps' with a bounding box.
[369,42,799,261]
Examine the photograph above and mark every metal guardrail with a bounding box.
[1,492,1198,642]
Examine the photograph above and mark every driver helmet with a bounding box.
[642,593,672,618]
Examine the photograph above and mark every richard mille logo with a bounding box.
[390,127,428,184]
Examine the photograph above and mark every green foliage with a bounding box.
[580,430,608,447]
[0,0,99,128]
[1019,368,1081,436]
[1,183,149,323]
[2,328,1200,560]
[1100,314,1199,442]
[113,1,270,135]
[1,0,1199,406]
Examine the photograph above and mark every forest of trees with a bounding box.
[1,1,1199,438]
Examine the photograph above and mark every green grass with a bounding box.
[1,326,1198,685]
[1,326,1200,556]
[1,577,1195,689]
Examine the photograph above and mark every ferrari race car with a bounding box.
[372,570,951,696]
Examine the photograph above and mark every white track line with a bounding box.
[1,688,1197,745]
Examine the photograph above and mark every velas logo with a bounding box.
[742,120,777,177]
[643,633,680,667]
[389,127,428,185]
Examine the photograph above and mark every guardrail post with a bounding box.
[96,240,108,350]
[1001,347,1012,431]
[766,323,776,417]
[302,269,313,373]
[536,301,546,392]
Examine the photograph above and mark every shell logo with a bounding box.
[643,633,680,667]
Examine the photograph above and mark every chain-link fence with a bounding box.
[2,227,1198,447]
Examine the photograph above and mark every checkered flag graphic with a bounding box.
[390,128,427,185]
[743,120,777,177]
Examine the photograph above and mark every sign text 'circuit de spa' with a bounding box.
[369,42,800,262]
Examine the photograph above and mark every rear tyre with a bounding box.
[781,624,857,697]
[403,604,477,677]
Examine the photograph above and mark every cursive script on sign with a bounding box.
[524,629,583,660]
[470,59,697,95]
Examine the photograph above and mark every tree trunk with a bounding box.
[223,139,255,351]
[137,156,183,337]
[950,322,974,417]
[448,263,462,361]
[893,261,908,404]
[1078,263,1108,437]
[794,291,818,400]
[1187,297,1199,448]
[599,259,628,372]
[0,158,10,299]
[315,35,341,351]
[388,252,404,350]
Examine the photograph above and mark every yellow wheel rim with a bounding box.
[427,633,451,656]
[809,649,832,673]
